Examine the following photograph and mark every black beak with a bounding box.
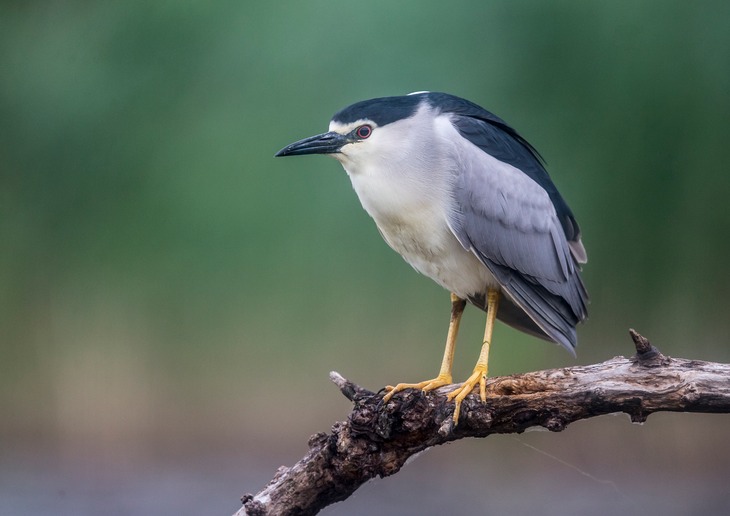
[275,131,348,157]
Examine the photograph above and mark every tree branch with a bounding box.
[237,330,730,516]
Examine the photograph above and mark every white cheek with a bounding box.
[336,141,376,170]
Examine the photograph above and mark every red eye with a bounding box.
[356,125,372,139]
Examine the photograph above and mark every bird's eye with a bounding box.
[356,125,372,139]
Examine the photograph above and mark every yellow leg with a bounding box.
[383,293,466,402]
[447,289,500,424]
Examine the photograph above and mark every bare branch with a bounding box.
[238,331,730,516]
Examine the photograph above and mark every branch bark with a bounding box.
[238,330,730,516]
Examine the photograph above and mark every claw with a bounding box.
[446,365,488,424]
[480,371,487,402]
[383,373,452,402]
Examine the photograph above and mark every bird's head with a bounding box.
[275,92,434,174]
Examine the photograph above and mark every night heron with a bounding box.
[275,92,588,423]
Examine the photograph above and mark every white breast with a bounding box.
[344,165,499,300]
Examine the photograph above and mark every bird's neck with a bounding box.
[343,160,443,225]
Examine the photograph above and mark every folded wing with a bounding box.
[444,109,588,351]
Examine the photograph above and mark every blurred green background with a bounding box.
[2,1,730,515]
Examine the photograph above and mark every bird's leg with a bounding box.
[383,293,466,402]
[447,289,500,424]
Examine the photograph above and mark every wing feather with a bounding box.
[441,108,588,350]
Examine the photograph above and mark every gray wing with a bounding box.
[445,115,588,351]
[427,92,586,262]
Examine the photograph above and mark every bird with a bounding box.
[275,91,588,424]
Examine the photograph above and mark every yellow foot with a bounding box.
[446,365,488,424]
[382,373,452,403]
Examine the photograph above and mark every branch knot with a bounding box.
[629,329,669,368]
